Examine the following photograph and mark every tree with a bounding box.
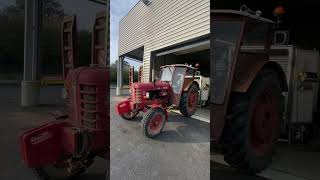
[110,60,133,85]
[15,0,64,21]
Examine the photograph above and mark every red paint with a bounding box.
[19,67,110,169]
[19,121,70,167]
[249,89,277,156]
[148,114,163,135]
[187,90,198,112]
[116,82,171,117]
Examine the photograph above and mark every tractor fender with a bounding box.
[232,61,288,93]
[183,80,199,92]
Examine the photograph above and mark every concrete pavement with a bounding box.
[110,89,210,180]
[211,141,320,180]
[0,85,107,180]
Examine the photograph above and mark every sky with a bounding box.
[110,0,142,69]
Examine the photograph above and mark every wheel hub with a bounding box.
[148,114,163,135]
[187,91,198,111]
[250,89,277,156]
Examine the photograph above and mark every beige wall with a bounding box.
[119,0,210,82]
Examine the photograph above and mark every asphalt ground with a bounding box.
[211,141,320,180]
[0,85,107,180]
[110,89,210,180]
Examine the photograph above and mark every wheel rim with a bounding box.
[148,114,163,135]
[187,90,198,112]
[250,89,277,156]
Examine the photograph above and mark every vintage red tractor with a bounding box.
[19,66,109,179]
[116,64,200,138]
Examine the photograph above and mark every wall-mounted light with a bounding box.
[142,0,151,6]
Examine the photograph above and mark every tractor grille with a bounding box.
[134,88,142,103]
[80,85,97,128]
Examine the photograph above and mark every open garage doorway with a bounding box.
[123,57,143,87]
[152,39,210,123]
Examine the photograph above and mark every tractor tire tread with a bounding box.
[221,69,283,174]
[180,84,199,117]
[142,107,166,138]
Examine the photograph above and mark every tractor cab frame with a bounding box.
[159,64,197,106]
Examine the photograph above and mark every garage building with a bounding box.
[117,0,210,95]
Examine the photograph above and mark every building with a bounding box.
[117,0,210,95]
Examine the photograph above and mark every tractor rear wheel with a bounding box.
[221,69,282,174]
[180,84,199,117]
[142,107,166,138]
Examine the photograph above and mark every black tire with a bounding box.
[221,69,283,174]
[120,111,139,120]
[180,84,199,117]
[33,164,86,180]
[142,107,166,138]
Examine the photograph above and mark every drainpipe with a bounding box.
[116,56,124,95]
[21,0,41,106]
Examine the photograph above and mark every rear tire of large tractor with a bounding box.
[180,84,199,117]
[221,69,283,174]
[142,107,166,138]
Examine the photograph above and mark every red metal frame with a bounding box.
[91,11,107,66]
[61,15,77,80]
[129,66,134,86]
[138,65,143,82]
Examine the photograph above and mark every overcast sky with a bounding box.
[110,0,141,69]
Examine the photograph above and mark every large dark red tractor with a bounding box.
[211,9,288,174]
[116,64,200,138]
[19,67,109,179]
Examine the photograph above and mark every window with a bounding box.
[242,20,269,46]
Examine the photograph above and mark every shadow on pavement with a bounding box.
[211,161,271,180]
[76,172,106,180]
[154,114,209,143]
[118,112,210,143]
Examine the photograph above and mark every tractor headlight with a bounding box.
[145,92,150,99]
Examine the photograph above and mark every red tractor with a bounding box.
[19,67,109,179]
[211,9,288,174]
[18,9,110,179]
[116,64,200,138]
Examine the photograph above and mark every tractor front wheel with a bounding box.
[142,107,166,138]
[180,84,199,117]
[221,69,283,174]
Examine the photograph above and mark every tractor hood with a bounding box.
[132,82,170,92]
